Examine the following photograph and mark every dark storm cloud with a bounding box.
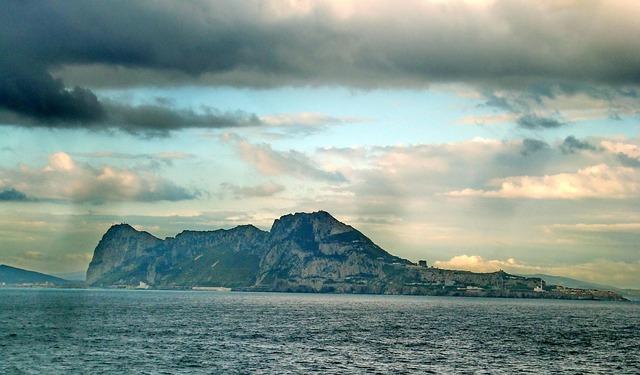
[0,56,260,135]
[516,114,566,130]
[0,188,31,202]
[40,0,640,88]
[0,59,104,123]
[561,136,598,154]
[103,103,261,136]
[1,1,640,124]
[0,98,262,136]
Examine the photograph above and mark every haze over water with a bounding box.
[2,289,638,374]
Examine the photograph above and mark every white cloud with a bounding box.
[45,152,76,171]
[435,254,520,273]
[222,133,345,182]
[0,152,197,203]
[260,112,361,127]
[447,164,640,199]
[600,140,640,159]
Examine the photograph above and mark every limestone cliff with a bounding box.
[86,224,162,285]
[85,211,627,301]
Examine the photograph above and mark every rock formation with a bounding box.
[85,211,627,301]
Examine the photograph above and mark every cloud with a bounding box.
[0,152,199,203]
[560,136,598,154]
[102,103,261,136]
[479,85,640,129]
[456,113,515,126]
[1,0,640,129]
[0,95,357,137]
[435,255,519,273]
[616,154,640,168]
[260,112,360,128]
[516,114,566,130]
[0,188,31,202]
[600,140,640,159]
[0,59,104,123]
[220,181,285,198]
[549,223,640,233]
[600,140,640,168]
[222,134,346,182]
[74,151,195,167]
[520,139,549,156]
[0,99,262,137]
[259,112,364,137]
[51,1,640,88]
[447,164,640,199]
[318,137,576,202]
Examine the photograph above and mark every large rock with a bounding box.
[256,211,409,290]
[86,224,162,285]
[84,211,628,301]
[86,211,410,289]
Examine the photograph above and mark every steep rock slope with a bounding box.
[86,211,407,289]
[84,211,622,301]
[86,224,162,285]
[86,224,270,287]
[144,225,269,287]
[256,211,409,291]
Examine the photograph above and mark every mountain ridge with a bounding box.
[85,211,627,301]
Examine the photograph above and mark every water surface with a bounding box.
[1,289,638,374]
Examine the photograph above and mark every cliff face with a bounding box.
[256,211,409,290]
[145,225,269,287]
[86,224,269,288]
[86,211,406,289]
[85,211,627,301]
[85,224,162,285]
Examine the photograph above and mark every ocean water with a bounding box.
[1,289,638,374]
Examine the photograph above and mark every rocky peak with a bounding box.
[109,223,136,231]
[269,211,354,243]
[86,223,162,285]
[102,223,144,238]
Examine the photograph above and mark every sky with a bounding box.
[1,0,639,288]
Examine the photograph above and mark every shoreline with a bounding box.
[1,285,630,302]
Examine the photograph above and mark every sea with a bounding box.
[1,289,638,374]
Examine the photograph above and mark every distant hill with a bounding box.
[0,264,69,285]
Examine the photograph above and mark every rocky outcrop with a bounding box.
[86,224,162,285]
[86,211,410,288]
[255,211,409,290]
[85,211,628,301]
[87,224,268,288]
